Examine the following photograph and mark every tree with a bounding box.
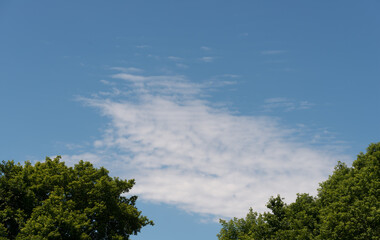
[218,194,319,240]
[0,156,153,239]
[218,142,380,239]
[317,143,380,239]
[218,208,264,240]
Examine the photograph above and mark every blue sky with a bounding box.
[1,1,379,239]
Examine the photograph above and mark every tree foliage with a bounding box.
[218,142,380,240]
[0,156,153,239]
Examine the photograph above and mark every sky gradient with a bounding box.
[1,1,379,239]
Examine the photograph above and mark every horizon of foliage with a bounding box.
[0,156,153,240]
[218,142,380,240]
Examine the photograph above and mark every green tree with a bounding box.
[317,143,380,239]
[218,142,380,239]
[0,156,153,240]
[218,209,264,240]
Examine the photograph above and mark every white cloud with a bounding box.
[98,88,122,96]
[205,74,240,88]
[176,63,189,69]
[109,67,143,73]
[201,46,211,51]
[110,73,200,96]
[100,79,115,85]
[136,45,150,49]
[68,72,347,220]
[221,74,240,78]
[200,57,214,63]
[147,54,160,60]
[168,56,183,61]
[262,97,314,112]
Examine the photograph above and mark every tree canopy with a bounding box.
[0,156,153,240]
[218,142,380,240]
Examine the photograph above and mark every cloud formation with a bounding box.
[109,67,143,73]
[200,56,214,63]
[69,71,347,219]
[201,46,211,51]
[262,97,314,112]
[176,63,188,69]
[168,56,183,61]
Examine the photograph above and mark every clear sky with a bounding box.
[1,1,379,239]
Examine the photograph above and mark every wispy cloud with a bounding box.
[200,57,214,63]
[100,79,115,86]
[68,72,347,220]
[136,45,151,49]
[147,54,160,60]
[176,63,189,69]
[205,74,240,88]
[168,56,183,61]
[109,67,143,73]
[220,74,240,78]
[201,46,211,51]
[261,50,287,55]
[262,97,314,112]
[110,73,200,96]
